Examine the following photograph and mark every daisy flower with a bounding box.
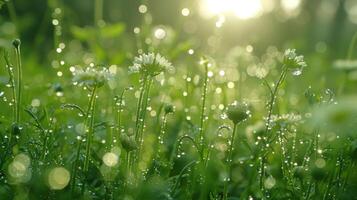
[129,53,173,76]
[72,66,113,88]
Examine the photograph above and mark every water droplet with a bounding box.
[292,69,302,76]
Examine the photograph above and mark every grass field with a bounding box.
[0,0,357,199]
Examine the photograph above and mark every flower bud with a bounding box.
[12,39,21,48]
[53,83,63,93]
[120,134,137,152]
[11,123,21,136]
[164,104,174,115]
[283,49,307,69]
[311,166,326,181]
[226,101,250,124]
[293,166,305,179]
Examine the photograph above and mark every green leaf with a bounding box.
[70,26,96,41]
[100,23,125,38]
[170,41,192,59]
[0,1,4,9]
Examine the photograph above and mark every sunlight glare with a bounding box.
[202,0,263,19]
[281,0,301,12]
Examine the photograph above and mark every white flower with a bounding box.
[283,49,307,69]
[129,53,173,76]
[72,66,113,88]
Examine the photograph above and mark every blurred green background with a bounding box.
[1,0,357,122]
[1,0,357,129]
[1,0,356,59]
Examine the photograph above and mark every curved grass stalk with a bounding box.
[209,126,231,169]
[171,160,197,195]
[260,65,288,190]
[177,135,204,162]
[24,109,47,160]
[61,104,86,116]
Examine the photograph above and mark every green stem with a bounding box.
[84,86,98,172]
[3,52,17,122]
[81,87,98,193]
[305,180,313,200]
[347,32,357,60]
[71,85,97,193]
[71,137,82,194]
[177,135,204,161]
[339,71,348,95]
[260,66,288,190]
[3,52,17,158]
[14,44,22,124]
[107,125,112,149]
[116,89,128,137]
[323,163,336,200]
[41,130,49,160]
[135,75,147,141]
[129,75,148,181]
[6,0,18,36]
[171,160,196,195]
[223,123,238,200]
[154,113,168,161]
[94,0,103,26]
[126,151,130,174]
[199,62,209,151]
[342,161,355,190]
[136,77,152,173]
[265,66,288,133]
[139,77,152,139]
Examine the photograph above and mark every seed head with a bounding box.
[12,39,21,48]
[311,166,326,181]
[226,101,250,125]
[293,166,305,179]
[72,66,113,88]
[129,52,173,76]
[164,104,175,115]
[283,49,307,70]
[11,123,21,135]
[120,134,137,152]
